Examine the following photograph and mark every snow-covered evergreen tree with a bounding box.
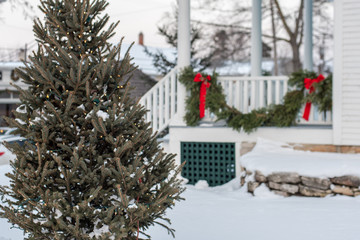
[0,0,184,239]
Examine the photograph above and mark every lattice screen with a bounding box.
[181,142,236,186]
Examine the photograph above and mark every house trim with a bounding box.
[333,0,343,145]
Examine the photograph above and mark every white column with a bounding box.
[304,0,313,71]
[333,0,343,145]
[251,0,262,76]
[175,0,191,125]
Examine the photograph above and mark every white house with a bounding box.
[333,0,360,146]
[139,0,360,186]
[0,62,26,126]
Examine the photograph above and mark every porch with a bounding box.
[139,0,360,187]
[139,68,334,186]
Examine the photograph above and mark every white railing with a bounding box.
[217,75,332,125]
[140,72,332,134]
[218,76,289,113]
[139,67,178,134]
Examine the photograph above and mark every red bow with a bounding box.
[302,74,325,121]
[194,73,211,119]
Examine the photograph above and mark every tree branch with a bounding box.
[294,0,304,39]
[191,20,251,31]
[192,20,289,42]
[298,13,305,48]
[273,0,293,37]
[263,34,290,43]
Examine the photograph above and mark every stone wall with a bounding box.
[243,170,360,197]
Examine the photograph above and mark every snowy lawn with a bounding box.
[240,138,360,178]
[147,182,360,240]
[0,138,360,240]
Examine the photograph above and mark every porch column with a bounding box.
[251,0,262,76]
[176,0,191,125]
[304,0,313,71]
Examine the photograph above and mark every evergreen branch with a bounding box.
[39,161,49,185]
[64,91,75,114]
[35,142,43,177]
[153,220,175,238]
[44,101,63,125]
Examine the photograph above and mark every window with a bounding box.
[0,92,10,99]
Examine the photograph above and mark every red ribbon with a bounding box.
[194,73,211,119]
[302,74,325,121]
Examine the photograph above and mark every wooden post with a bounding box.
[175,0,191,125]
[251,0,262,77]
[304,0,313,71]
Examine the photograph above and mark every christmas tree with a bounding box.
[0,0,184,239]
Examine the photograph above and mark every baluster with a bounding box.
[221,81,228,103]
[170,71,176,118]
[275,80,280,104]
[309,106,315,124]
[283,79,288,97]
[243,80,249,113]
[318,109,324,123]
[146,95,151,123]
[152,88,158,132]
[235,80,241,111]
[267,80,272,106]
[164,76,170,125]
[159,82,164,130]
[251,80,256,110]
[259,80,264,108]
[228,80,234,107]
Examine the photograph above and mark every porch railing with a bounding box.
[139,67,178,134]
[217,75,332,125]
[140,70,332,134]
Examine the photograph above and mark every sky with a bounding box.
[0,0,176,60]
[0,0,334,66]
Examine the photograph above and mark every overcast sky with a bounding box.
[0,0,334,64]
[0,0,176,55]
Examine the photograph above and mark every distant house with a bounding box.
[120,45,176,80]
[0,62,26,126]
[127,68,157,101]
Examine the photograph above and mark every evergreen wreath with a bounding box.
[179,67,332,133]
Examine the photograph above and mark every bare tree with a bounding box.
[272,0,304,71]
[0,0,34,19]
[270,0,279,75]
[148,0,333,74]
[192,0,333,73]
[144,3,219,75]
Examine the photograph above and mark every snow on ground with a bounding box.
[147,180,360,240]
[240,138,360,178]
[0,138,359,239]
[0,165,25,240]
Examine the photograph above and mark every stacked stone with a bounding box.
[246,170,360,197]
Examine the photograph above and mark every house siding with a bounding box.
[334,0,360,145]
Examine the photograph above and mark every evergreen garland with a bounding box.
[179,67,332,133]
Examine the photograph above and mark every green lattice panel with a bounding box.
[181,142,236,186]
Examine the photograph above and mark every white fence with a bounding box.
[140,70,332,134]
[139,67,178,134]
[217,75,332,125]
